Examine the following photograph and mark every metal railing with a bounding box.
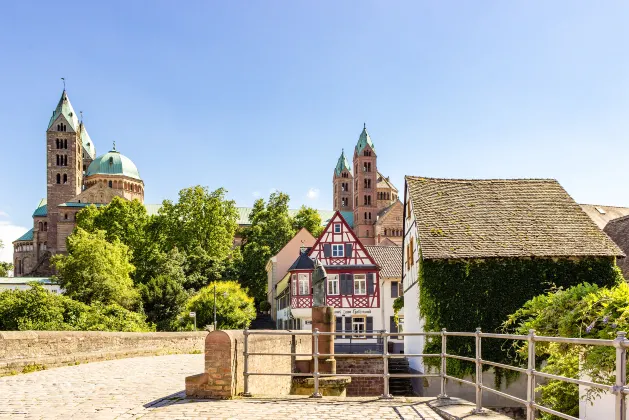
[242,328,629,420]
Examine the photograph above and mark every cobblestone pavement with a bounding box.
[0,354,441,419]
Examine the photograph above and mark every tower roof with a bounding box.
[86,147,142,180]
[334,149,352,176]
[80,123,96,159]
[47,90,79,131]
[355,125,376,155]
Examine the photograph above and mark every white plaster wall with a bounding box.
[580,381,625,419]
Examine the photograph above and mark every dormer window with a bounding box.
[109,157,114,165]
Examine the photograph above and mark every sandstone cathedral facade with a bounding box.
[13,90,144,277]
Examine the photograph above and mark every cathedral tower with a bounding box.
[353,125,377,245]
[46,90,84,253]
[332,149,353,212]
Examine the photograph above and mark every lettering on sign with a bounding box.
[189,312,196,317]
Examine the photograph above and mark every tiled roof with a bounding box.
[15,228,33,242]
[288,250,315,271]
[406,177,624,260]
[47,90,79,131]
[603,215,629,278]
[377,172,398,192]
[580,204,629,229]
[365,245,401,278]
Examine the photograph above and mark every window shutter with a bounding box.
[335,316,342,336]
[345,317,352,333]
[367,273,375,295]
[391,281,399,298]
[345,243,353,258]
[390,316,397,334]
[341,274,352,295]
[366,317,373,333]
[323,243,331,257]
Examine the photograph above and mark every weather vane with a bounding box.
[61,77,66,90]
[112,141,116,151]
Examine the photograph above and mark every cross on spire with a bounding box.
[112,141,116,151]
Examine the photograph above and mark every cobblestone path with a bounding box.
[0,354,441,419]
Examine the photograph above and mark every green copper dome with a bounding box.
[334,149,352,176]
[355,125,376,155]
[86,147,141,180]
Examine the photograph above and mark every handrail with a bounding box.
[242,328,628,420]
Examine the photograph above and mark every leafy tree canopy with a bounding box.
[293,205,323,237]
[178,281,256,330]
[0,284,152,332]
[52,228,139,310]
[503,280,628,419]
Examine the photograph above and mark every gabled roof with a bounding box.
[355,125,376,155]
[32,198,47,217]
[288,248,314,271]
[603,215,629,278]
[406,176,624,260]
[334,150,352,177]
[377,172,397,192]
[365,245,401,278]
[47,90,79,131]
[580,204,629,229]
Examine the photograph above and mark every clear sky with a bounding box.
[1,1,628,262]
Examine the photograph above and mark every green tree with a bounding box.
[292,205,323,237]
[155,186,239,289]
[52,228,140,310]
[503,279,628,419]
[178,281,256,330]
[0,284,152,332]
[240,192,296,302]
[0,239,12,276]
[138,248,189,330]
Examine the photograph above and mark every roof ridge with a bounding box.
[406,176,558,182]
[605,214,629,226]
[580,203,629,210]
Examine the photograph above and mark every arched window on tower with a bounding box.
[64,139,67,149]
[44,222,47,231]
[38,222,43,231]
[56,173,61,184]
[64,155,68,166]
[63,174,67,184]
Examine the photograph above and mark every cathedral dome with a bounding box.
[86,148,141,180]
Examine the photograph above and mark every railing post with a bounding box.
[473,327,484,413]
[243,328,252,397]
[526,329,536,420]
[438,328,449,399]
[614,331,627,420]
[381,330,393,399]
[311,328,322,398]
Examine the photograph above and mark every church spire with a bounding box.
[355,124,376,155]
[47,89,79,131]
[334,149,352,176]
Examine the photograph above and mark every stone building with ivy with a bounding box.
[400,177,624,392]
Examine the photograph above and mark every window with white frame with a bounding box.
[291,274,297,295]
[354,274,366,295]
[334,223,341,233]
[298,273,309,295]
[327,274,339,295]
[352,317,365,338]
[332,244,344,257]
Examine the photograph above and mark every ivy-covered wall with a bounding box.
[419,256,623,376]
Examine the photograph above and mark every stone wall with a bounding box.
[337,357,384,396]
[0,331,206,375]
[186,330,312,399]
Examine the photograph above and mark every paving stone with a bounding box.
[0,354,443,419]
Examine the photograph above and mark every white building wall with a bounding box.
[580,379,626,419]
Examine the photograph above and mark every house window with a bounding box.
[291,274,297,296]
[352,317,366,338]
[334,223,341,233]
[354,274,366,295]
[298,273,309,295]
[332,244,344,257]
[327,274,339,295]
[391,281,399,298]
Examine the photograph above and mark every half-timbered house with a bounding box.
[276,211,400,353]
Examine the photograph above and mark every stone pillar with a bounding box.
[312,306,336,374]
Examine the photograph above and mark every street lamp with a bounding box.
[213,283,228,331]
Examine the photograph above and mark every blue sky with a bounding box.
[1,1,629,261]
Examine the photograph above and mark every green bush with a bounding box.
[503,281,629,419]
[178,281,255,330]
[0,284,153,332]
[259,300,271,312]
